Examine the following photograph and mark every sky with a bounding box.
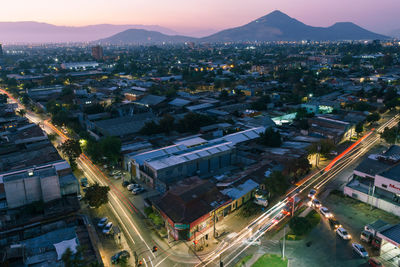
[1,0,399,35]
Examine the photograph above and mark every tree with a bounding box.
[83,182,110,208]
[17,109,26,117]
[59,139,82,159]
[308,139,335,158]
[100,136,121,163]
[366,112,381,123]
[61,246,85,267]
[380,126,399,144]
[158,114,175,134]
[289,217,313,236]
[258,127,282,147]
[355,122,364,136]
[264,171,290,198]
[286,157,311,180]
[0,93,8,104]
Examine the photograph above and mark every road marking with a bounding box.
[154,254,170,267]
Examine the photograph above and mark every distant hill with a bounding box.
[97,29,195,45]
[201,10,388,42]
[0,21,179,43]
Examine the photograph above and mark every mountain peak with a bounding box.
[263,10,291,20]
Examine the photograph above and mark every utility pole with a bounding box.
[282,225,286,260]
[213,209,216,238]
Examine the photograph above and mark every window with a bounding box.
[382,184,387,188]
[352,193,358,199]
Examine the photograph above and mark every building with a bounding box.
[308,115,354,143]
[152,177,231,241]
[91,45,103,60]
[3,166,62,209]
[27,85,63,100]
[61,62,99,70]
[220,179,259,212]
[0,43,3,56]
[344,145,400,216]
[130,127,264,192]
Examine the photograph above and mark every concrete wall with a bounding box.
[4,179,27,209]
[40,175,61,202]
[24,176,42,203]
[344,186,400,217]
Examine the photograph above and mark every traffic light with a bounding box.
[152,246,158,252]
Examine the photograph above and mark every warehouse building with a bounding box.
[129,127,264,192]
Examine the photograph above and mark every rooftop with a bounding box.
[154,177,230,224]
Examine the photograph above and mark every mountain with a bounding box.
[201,10,388,42]
[97,29,195,45]
[0,21,179,43]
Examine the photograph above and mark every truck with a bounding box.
[361,219,392,250]
[253,189,268,207]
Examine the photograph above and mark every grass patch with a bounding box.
[234,254,253,267]
[252,254,287,267]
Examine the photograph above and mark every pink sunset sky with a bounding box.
[1,0,399,35]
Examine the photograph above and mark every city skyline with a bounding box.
[1,0,399,35]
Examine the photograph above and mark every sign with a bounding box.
[389,184,400,192]
[174,223,189,230]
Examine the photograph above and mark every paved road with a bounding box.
[3,87,398,267]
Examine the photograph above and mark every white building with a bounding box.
[344,145,400,216]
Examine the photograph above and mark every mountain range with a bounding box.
[0,22,178,43]
[98,10,389,44]
[0,11,390,44]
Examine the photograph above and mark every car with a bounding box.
[336,227,351,240]
[311,198,321,208]
[103,222,113,234]
[122,181,130,187]
[352,243,368,258]
[319,206,332,218]
[127,184,140,191]
[97,217,108,228]
[308,189,317,199]
[368,258,383,267]
[113,175,121,179]
[328,218,342,229]
[111,250,130,264]
[132,187,145,195]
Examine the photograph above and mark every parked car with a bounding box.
[329,218,342,230]
[308,189,317,199]
[122,181,130,187]
[352,243,368,258]
[111,250,130,264]
[319,207,332,218]
[311,198,321,208]
[132,187,145,195]
[103,222,113,234]
[361,230,373,243]
[368,258,383,267]
[336,227,351,240]
[127,184,140,191]
[97,217,108,228]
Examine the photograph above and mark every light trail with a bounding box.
[199,114,399,267]
[324,129,374,172]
